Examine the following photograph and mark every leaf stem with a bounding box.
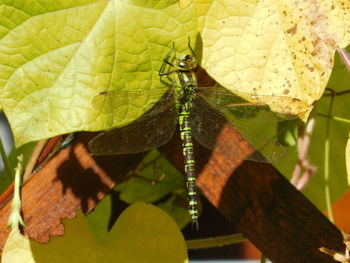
[324,88,350,97]
[0,131,13,181]
[23,139,47,182]
[324,91,335,222]
[186,233,247,250]
[318,113,350,124]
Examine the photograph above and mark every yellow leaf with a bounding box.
[195,0,350,119]
[2,227,35,263]
[179,0,193,8]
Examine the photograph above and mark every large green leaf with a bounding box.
[0,0,196,146]
[85,194,111,243]
[116,150,185,203]
[2,203,188,263]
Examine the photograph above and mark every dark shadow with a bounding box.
[53,86,180,213]
[183,196,242,259]
[216,158,344,262]
[55,132,147,213]
[108,190,129,231]
[55,143,109,213]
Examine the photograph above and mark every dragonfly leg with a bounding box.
[187,37,196,59]
[61,133,76,149]
[159,47,174,76]
[159,70,177,77]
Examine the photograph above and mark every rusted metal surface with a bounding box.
[0,133,146,253]
[159,124,344,262]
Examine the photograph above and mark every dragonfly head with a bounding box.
[173,53,197,70]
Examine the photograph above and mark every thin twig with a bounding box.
[296,162,317,190]
[291,118,317,190]
[318,113,350,124]
[319,230,350,262]
[23,139,47,182]
[324,87,350,97]
[338,48,350,72]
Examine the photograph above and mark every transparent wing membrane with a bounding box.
[92,87,172,118]
[90,84,303,162]
[89,96,177,155]
[197,85,309,121]
[191,97,285,163]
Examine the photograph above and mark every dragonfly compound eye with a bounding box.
[179,61,186,68]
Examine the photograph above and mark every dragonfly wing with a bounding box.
[197,85,310,122]
[190,97,285,163]
[89,102,177,155]
[92,87,173,120]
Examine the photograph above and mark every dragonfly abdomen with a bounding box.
[178,102,199,229]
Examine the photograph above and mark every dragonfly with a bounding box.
[88,39,308,230]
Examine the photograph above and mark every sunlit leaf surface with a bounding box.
[194,0,350,118]
[0,1,196,145]
[2,203,188,263]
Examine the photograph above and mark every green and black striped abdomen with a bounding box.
[178,102,199,229]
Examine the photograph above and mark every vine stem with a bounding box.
[318,113,350,124]
[186,234,247,250]
[0,131,13,181]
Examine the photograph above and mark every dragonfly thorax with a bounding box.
[175,66,198,102]
[176,83,197,108]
